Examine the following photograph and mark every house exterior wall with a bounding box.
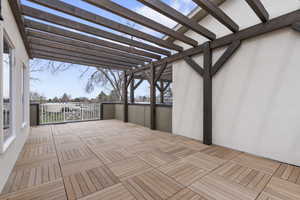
[173,0,300,166]
[0,0,30,192]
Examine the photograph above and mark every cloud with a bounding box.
[135,0,196,37]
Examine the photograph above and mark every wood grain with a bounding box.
[1,120,298,200]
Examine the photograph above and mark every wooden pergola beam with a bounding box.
[245,0,269,23]
[183,56,204,77]
[131,10,300,73]
[211,40,241,75]
[22,6,170,56]
[27,0,183,52]
[136,0,216,40]
[292,22,300,32]
[154,63,168,83]
[32,51,132,70]
[25,19,157,61]
[30,45,136,68]
[192,0,239,32]
[33,54,131,71]
[133,79,144,90]
[83,0,198,46]
[27,30,144,65]
[8,0,32,58]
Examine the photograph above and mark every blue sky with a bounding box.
[26,0,196,99]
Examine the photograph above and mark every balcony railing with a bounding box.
[39,103,101,125]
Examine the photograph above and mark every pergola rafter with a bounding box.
[22,6,170,57]
[83,0,199,46]
[27,0,183,52]
[136,0,216,40]
[7,0,300,145]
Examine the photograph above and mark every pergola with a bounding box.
[7,0,300,145]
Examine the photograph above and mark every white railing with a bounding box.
[39,102,101,124]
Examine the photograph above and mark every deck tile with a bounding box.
[257,177,300,200]
[232,153,280,175]
[122,169,184,200]
[107,157,153,180]
[1,120,299,200]
[0,179,67,200]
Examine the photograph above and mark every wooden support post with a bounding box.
[160,81,164,104]
[0,0,3,20]
[150,64,156,130]
[203,42,212,145]
[130,78,135,103]
[123,71,128,122]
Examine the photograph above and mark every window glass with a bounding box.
[3,38,13,143]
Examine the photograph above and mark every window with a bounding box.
[21,64,26,126]
[1,31,15,153]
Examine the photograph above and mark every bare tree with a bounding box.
[30,59,125,101]
[29,21,140,100]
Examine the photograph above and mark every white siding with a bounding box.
[173,0,300,166]
[0,0,30,192]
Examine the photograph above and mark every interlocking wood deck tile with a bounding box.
[78,183,135,200]
[144,138,176,149]
[113,137,141,147]
[273,163,300,185]
[168,188,205,200]
[107,157,153,180]
[125,143,158,155]
[184,152,226,171]
[180,140,208,151]
[57,144,96,164]
[3,121,299,200]
[2,159,61,195]
[159,159,207,186]
[25,134,53,146]
[94,148,134,164]
[159,144,198,159]
[54,135,83,146]
[123,169,184,200]
[17,144,56,163]
[64,165,119,200]
[189,161,271,200]
[82,136,105,147]
[60,157,103,177]
[232,153,280,175]
[138,149,178,167]
[200,145,241,161]
[0,179,67,200]
[190,173,260,200]
[257,177,300,200]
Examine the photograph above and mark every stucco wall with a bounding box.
[0,0,30,192]
[173,0,300,166]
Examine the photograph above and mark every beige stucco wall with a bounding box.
[173,0,300,166]
[0,0,30,192]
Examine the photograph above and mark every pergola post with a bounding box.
[160,81,164,104]
[123,71,128,122]
[130,78,135,103]
[0,0,3,20]
[150,64,156,130]
[203,42,212,145]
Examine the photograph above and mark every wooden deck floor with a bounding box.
[1,120,299,200]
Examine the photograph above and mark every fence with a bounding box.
[39,103,101,125]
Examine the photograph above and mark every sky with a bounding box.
[24,0,197,99]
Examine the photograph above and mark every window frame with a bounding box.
[0,28,16,154]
